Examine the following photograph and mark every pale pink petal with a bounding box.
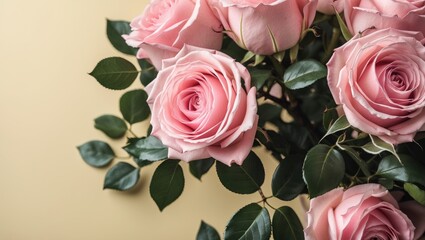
[400,201,425,240]
[304,187,344,240]
[168,147,210,162]
[140,43,179,70]
[207,116,258,165]
[220,87,257,148]
[175,0,223,49]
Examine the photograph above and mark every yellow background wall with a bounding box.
[0,1,303,239]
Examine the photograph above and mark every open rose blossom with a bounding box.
[123,0,223,70]
[399,201,425,239]
[392,192,425,239]
[210,0,317,55]
[344,0,425,35]
[327,28,425,144]
[145,46,258,165]
[305,184,416,240]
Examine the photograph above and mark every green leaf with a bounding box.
[363,135,401,162]
[220,35,247,62]
[303,144,345,198]
[241,51,255,64]
[106,19,137,55]
[123,136,168,161]
[336,145,371,176]
[289,44,299,63]
[272,154,305,201]
[398,138,425,161]
[138,59,157,86]
[216,151,265,194]
[196,221,221,240]
[335,10,353,41]
[278,123,312,151]
[376,154,425,187]
[94,115,128,139]
[272,206,304,240]
[224,203,271,240]
[77,140,115,168]
[299,93,332,124]
[89,57,139,90]
[257,103,282,127]
[378,178,394,190]
[104,162,139,191]
[404,183,425,206]
[132,158,154,168]
[361,142,384,154]
[273,51,285,63]
[248,68,271,89]
[254,55,265,66]
[322,108,339,131]
[283,59,327,90]
[147,124,153,136]
[150,160,184,211]
[320,115,350,141]
[189,158,215,181]
[257,130,289,158]
[120,89,150,124]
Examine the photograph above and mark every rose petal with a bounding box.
[207,116,258,165]
[168,147,210,161]
[146,45,257,164]
[220,87,257,148]
[400,201,425,240]
[304,187,344,240]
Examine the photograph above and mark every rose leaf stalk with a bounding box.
[321,26,341,63]
[257,188,276,210]
[128,125,138,138]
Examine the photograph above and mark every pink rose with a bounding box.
[393,191,425,239]
[344,0,425,35]
[210,0,317,55]
[145,45,258,165]
[327,28,425,144]
[400,201,425,239]
[305,184,416,240]
[316,0,343,15]
[123,0,223,70]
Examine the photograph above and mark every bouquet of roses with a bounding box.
[78,0,425,239]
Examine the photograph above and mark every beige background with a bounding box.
[0,1,303,239]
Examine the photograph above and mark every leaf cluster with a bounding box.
[77,17,425,240]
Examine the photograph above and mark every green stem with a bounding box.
[128,125,138,138]
[257,189,276,210]
[321,27,341,63]
[116,155,132,160]
[258,188,267,201]
[268,56,284,78]
[264,200,276,211]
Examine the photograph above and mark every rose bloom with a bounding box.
[305,184,416,240]
[399,202,425,239]
[210,0,317,55]
[327,28,425,144]
[316,0,343,15]
[123,0,223,70]
[344,0,425,35]
[145,46,258,165]
[393,192,425,239]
